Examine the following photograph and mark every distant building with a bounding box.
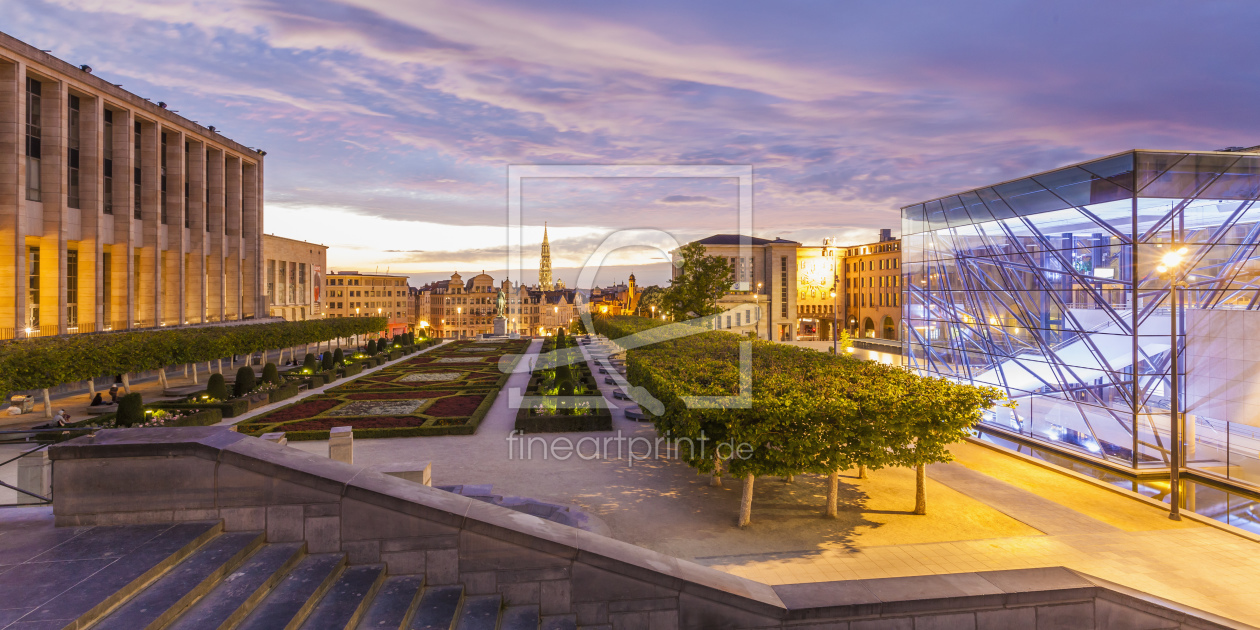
[0,31,266,339]
[323,270,412,336]
[262,235,326,321]
[538,223,553,291]
[680,234,802,341]
[421,270,577,339]
[842,229,902,340]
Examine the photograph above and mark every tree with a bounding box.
[333,348,345,366]
[116,393,144,427]
[662,243,732,319]
[303,353,319,372]
[262,363,281,386]
[321,351,335,371]
[636,285,666,316]
[366,340,378,355]
[233,366,257,398]
[207,373,229,400]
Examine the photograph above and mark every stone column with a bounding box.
[112,107,135,330]
[185,140,206,323]
[79,92,101,333]
[0,58,24,336]
[206,147,224,321]
[17,448,50,504]
[139,119,160,327]
[224,154,241,320]
[329,426,353,464]
[38,77,66,336]
[163,128,185,325]
[241,158,260,319]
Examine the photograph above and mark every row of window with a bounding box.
[848,275,901,289]
[327,277,406,287]
[846,258,899,272]
[849,293,901,308]
[266,260,307,306]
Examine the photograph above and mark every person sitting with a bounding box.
[53,409,69,426]
[90,393,104,406]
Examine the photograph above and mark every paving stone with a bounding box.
[93,531,264,630]
[27,523,170,562]
[165,542,305,630]
[300,564,384,630]
[237,553,345,630]
[501,605,541,629]
[356,575,423,629]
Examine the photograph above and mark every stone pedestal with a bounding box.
[329,426,353,464]
[261,432,288,446]
[372,461,433,486]
[493,316,508,336]
[18,449,51,504]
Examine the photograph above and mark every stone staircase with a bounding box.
[1,515,554,630]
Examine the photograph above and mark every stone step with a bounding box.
[11,521,224,629]
[454,594,500,630]
[165,542,306,630]
[93,530,265,630]
[500,605,540,630]
[355,575,424,629]
[236,553,346,630]
[540,615,577,630]
[409,584,464,630]
[300,564,386,630]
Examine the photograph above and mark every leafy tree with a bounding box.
[333,348,345,366]
[262,362,281,386]
[207,373,229,400]
[636,285,666,317]
[661,243,732,319]
[233,366,257,398]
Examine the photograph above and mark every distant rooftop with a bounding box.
[694,234,801,246]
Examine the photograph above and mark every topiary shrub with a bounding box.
[116,393,144,427]
[321,352,334,371]
[333,348,344,365]
[303,353,318,372]
[207,373,229,400]
[366,340,377,355]
[262,362,281,385]
[233,365,257,398]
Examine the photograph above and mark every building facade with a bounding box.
[682,235,801,341]
[0,32,266,339]
[323,270,411,336]
[421,271,577,339]
[843,229,902,340]
[262,234,325,321]
[903,148,1260,493]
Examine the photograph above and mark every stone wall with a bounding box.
[49,428,1247,630]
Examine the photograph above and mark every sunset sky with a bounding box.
[6,0,1259,286]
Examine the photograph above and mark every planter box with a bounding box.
[152,397,250,418]
[245,391,272,411]
[514,406,613,433]
[389,349,402,360]
[267,382,301,404]
[340,362,364,378]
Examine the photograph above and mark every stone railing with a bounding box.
[49,428,1248,629]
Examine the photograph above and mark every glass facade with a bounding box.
[903,150,1260,490]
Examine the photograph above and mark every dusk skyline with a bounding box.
[7,0,1259,286]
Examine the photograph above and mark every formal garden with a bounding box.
[515,329,611,433]
[593,314,1005,525]
[236,338,529,440]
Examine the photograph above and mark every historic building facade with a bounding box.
[843,229,902,340]
[323,270,412,336]
[262,234,325,322]
[0,32,266,339]
[681,234,802,341]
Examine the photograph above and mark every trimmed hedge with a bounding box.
[0,317,389,393]
[268,381,301,404]
[515,413,612,434]
[340,362,364,378]
[152,398,250,418]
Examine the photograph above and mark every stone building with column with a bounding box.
[262,234,326,322]
[0,31,266,339]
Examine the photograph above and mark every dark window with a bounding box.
[66,249,78,327]
[68,95,80,208]
[134,121,142,220]
[25,78,41,202]
[103,110,113,214]
[27,246,40,329]
[160,132,168,224]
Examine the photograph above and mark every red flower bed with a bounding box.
[346,391,458,400]
[426,395,485,417]
[279,416,430,431]
[257,399,340,422]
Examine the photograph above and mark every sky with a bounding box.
[6,0,1260,287]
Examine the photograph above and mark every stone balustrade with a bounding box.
[47,428,1245,629]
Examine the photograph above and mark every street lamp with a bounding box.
[830,290,838,354]
[1157,246,1188,521]
[457,307,462,339]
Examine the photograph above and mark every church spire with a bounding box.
[539,222,554,291]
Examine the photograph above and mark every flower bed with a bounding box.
[515,333,611,433]
[235,339,527,439]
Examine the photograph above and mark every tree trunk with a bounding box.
[121,374,131,394]
[192,363,199,385]
[710,458,723,487]
[88,379,96,398]
[914,464,926,515]
[158,368,168,390]
[859,464,868,479]
[826,470,839,518]
[183,364,188,377]
[216,359,223,374]
[784,474,794,483]
[739,474,755,527]
[42,388,52,418]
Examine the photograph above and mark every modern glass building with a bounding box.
[902,149,1260,492]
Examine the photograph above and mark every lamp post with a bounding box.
[830,290,838,354]
[1157,246,1188,521]
[457,307,462,339]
